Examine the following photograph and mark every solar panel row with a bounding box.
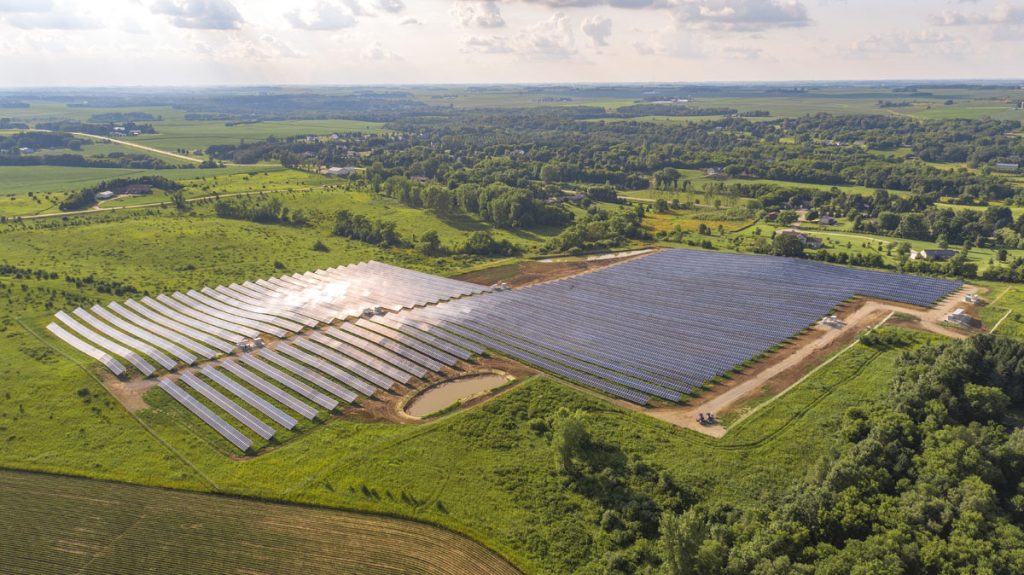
[159,379,252,452]
[47,322,126,376]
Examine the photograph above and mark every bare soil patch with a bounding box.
[456,250,657,289]
[100,375,157,412]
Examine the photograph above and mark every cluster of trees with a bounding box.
[331,209,516,256]
[332,210,404,247]
[376,177,575,230]
[87,112,159,122]
[0,118,28,129]
[214,197,306,225]
[0,131,87,152]
[544,206,647,253]
[658,335,1024,574]
[60,176,181,211]
[0,152,171,169]
[34,120,156,136]
[547,409,695,573]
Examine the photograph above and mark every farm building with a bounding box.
[965,293,985,305]
[995,162,1019,172]
[95,191,115,200]
[819,215,837,225]
[911,249,957,261]
[778,229,823,249]
[324,166,358,177]
[946,308,981,329]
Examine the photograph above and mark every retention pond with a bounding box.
[405,373,511,417]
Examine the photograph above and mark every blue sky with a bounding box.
[0,0,1022,86]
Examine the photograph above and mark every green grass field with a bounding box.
[0,165,292,217]
[131,118,385,153]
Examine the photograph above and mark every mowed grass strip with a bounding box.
[0,469,522,575]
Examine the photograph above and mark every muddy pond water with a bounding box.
[405,373,510,417]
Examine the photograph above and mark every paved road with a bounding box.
[69,132,203,163]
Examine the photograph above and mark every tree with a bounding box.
[553,412,591,476]
[655,198,669,213]
[416,230,445,256]
[777,211,799,225]
[772,234,805,258]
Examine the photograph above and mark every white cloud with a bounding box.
[672,0,810,30]
[461,12,576,58]
[463,35,513,53]
[0,0,53,11]
[931,3,1024,27]
[361,40,399,60]
[581,15,612,46]
[455,1,506,28]
[285,2,357,30]
[849,30,967,56]
[151,0,244,30]
[6,11,102,29]
[375,0,404,13]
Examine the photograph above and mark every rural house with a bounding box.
[911,249,957,261]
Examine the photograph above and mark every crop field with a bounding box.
[131,118,386,153]
[0,469,521,575]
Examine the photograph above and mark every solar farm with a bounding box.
[45,250,961,452]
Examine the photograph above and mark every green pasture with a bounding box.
[0,165,290,217]
[131,118,385,153]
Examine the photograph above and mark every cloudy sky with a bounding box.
[0,0,1022,86]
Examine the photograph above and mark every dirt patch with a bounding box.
[100,376,157,412]
[455,250,657,289]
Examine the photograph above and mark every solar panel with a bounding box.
[159,378,252,452]
[47,322,126,376]
[341,322,446,371]
[121,299,235,354]
[139,297,245,344]
[90,304,197,365]
[54,310,155,376]
[322,326,425,379]
[106,301,217,360]
[275,342,380,395]
[199,366,298,429]
[255,348,363,402]
[219,360,318,420]
[235,355,342,410]
[71,307,177,371]
[179,372,275,440]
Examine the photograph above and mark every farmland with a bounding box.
[0,469,521,575]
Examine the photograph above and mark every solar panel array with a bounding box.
[49,260,489,378]
[389,249,962,406]
[151,314,479,451]
[47,249,962,448]
[47,260,489,452]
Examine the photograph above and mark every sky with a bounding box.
[0,0,1022,86]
